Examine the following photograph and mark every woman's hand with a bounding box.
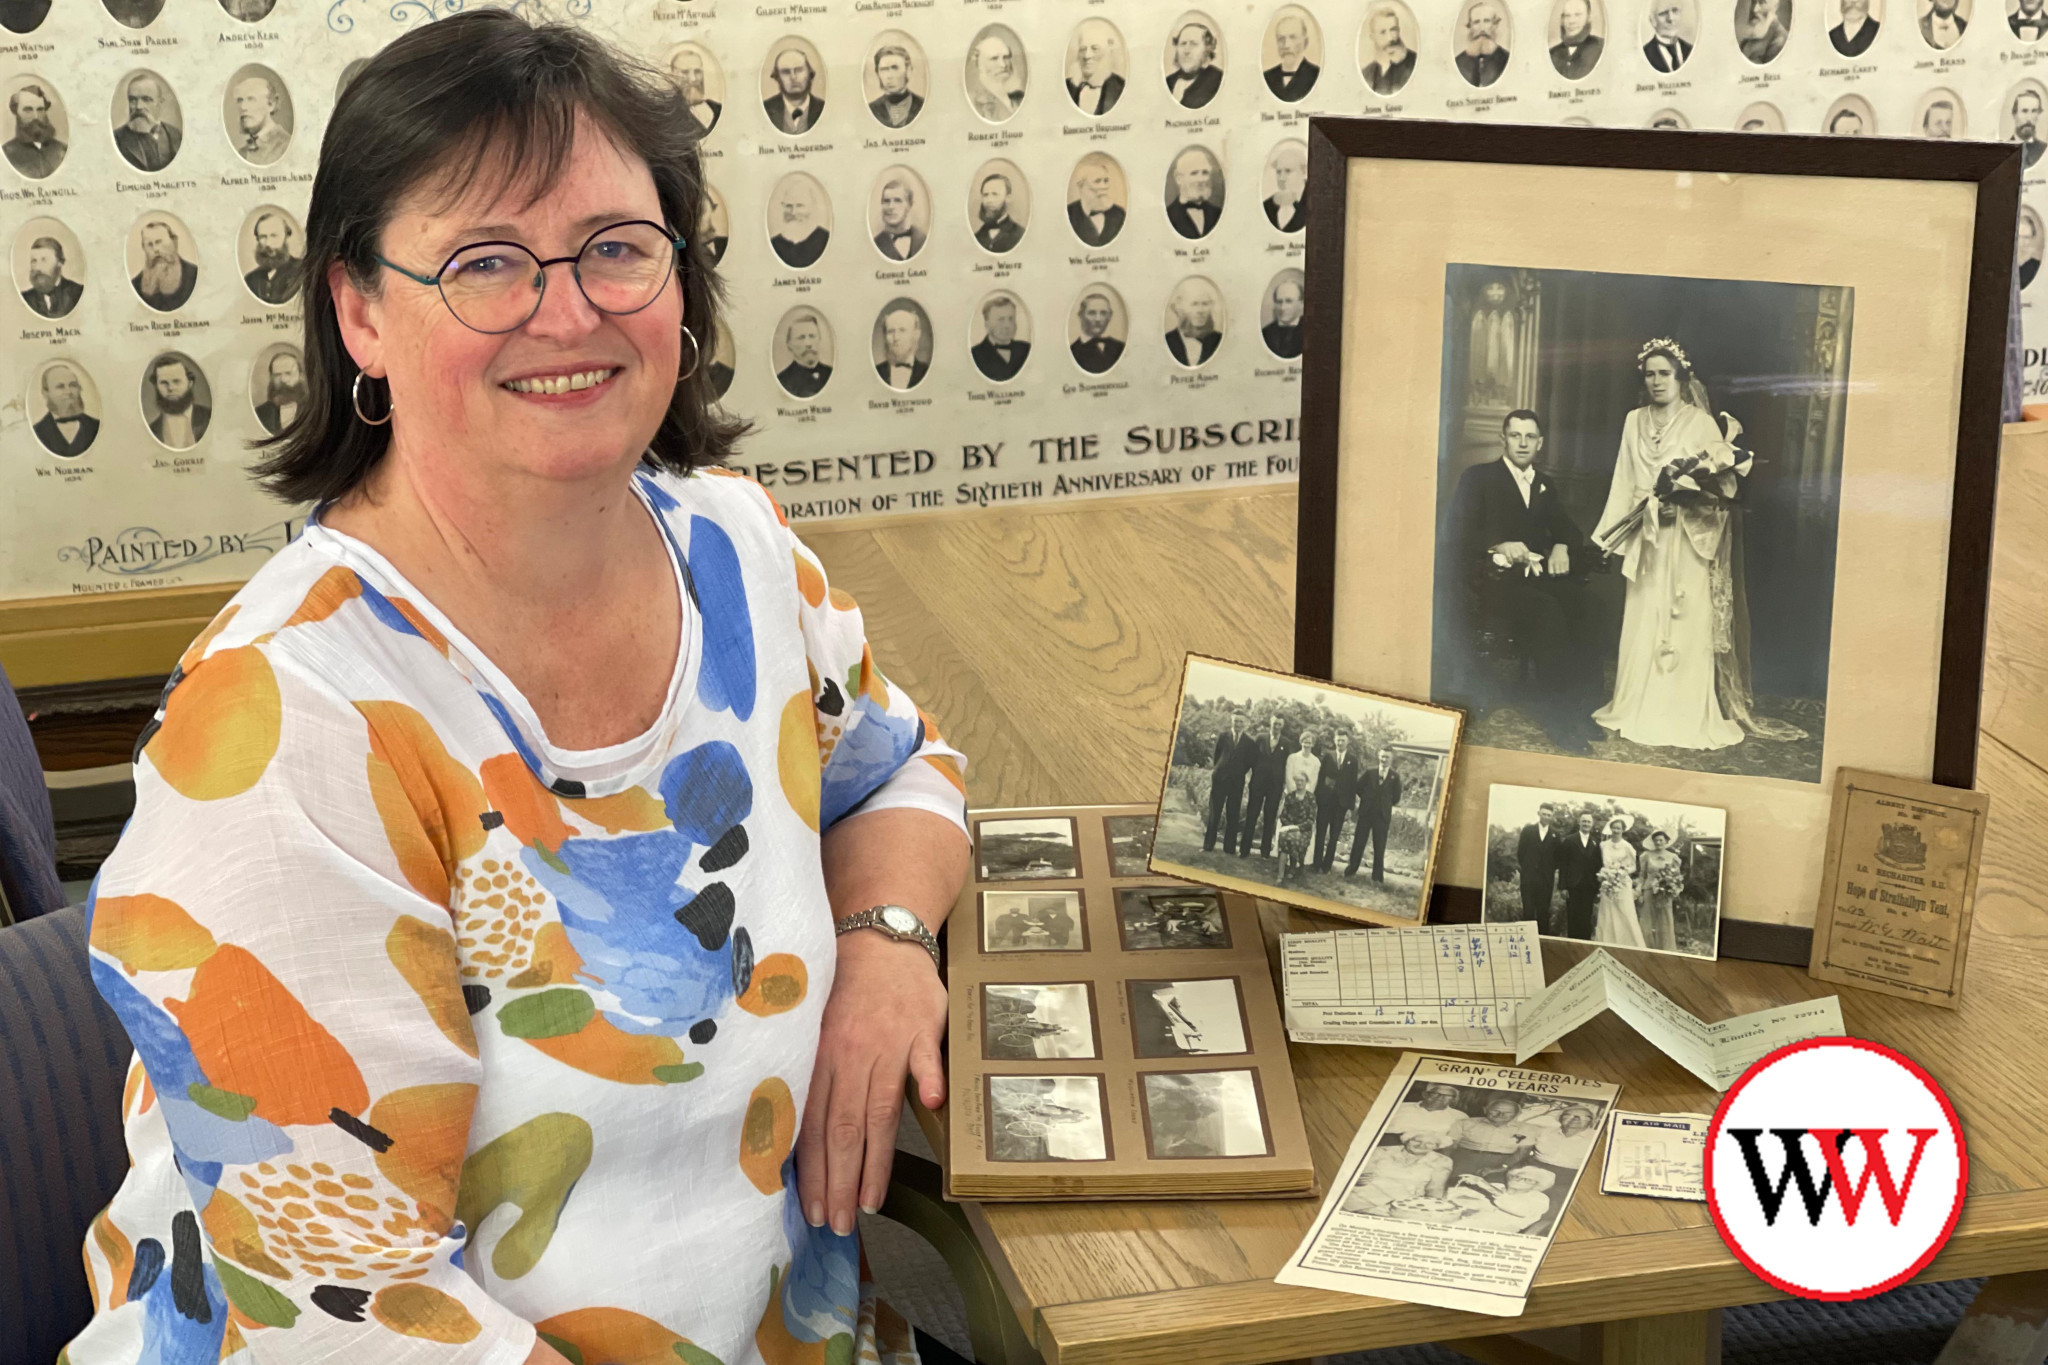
[797,932,948,1233]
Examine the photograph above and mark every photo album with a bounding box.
[943,804,1315,1200]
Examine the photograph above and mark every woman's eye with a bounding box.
[591,241,640,261]
[452,254,513,280]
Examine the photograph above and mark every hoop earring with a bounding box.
[677,325,701,383]
[352,371,392,426]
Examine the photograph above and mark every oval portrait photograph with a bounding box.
[871,165,931,263]
[969,158,1029,256]
[111,69,182,173]
[1735,99,1786,130]
[1649,107,1690,127]
[0,0,50,32]
[865,29,929,130]
[14,215,84,319]
[1825,0,1884,54]
[1641,0,1698,69]
[140,350,211,451]
[221,0,275,21]
[1066,17,1129,116]
[707,320,736,400]
[965,23,1027,124]
[872,297,933,392]
[4,75,66,180]
[126,210,198,312]
[1263,5,1323,102]
[1824,92,1876,134]
[1261,267,1306,360]
[2020,206,2043,289]
[761,35,827,136]
[1262,139,1307,234]
[1069,284,1128,375]
[1360,1,1421,96]
[1067,152,1128,248]
[2016,0,2048,41]
[697,182,729,267]
[1164,144,1225,241]
[665,42,725,134]
[772,304,834,400]
[1549,0,1608,78]
[1164,11,1227,109]
[250,342,305,436]
[970,289,1032,383]
[102,0,162,27]
[2004,79,2047,169]
[1734,0,1792,63]
[28,357,99,458]
[237,204,303,307]
[1916,0,1971,47]
[1915,87,1965,136]
[1453,0,1514,87]
[225,64,293,166]
[766,170,831,270]
[1163,275,1226,369]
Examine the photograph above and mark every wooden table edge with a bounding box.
[1019,1187,2048,1365]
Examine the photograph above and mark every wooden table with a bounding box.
[801,427,2048,1365]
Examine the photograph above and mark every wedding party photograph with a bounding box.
[1140,1070,1271,1158]
[1480,782,1726,959]
[1429,264,1851,785]
[1151,655,1462,926]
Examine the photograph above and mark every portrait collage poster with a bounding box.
[0,0,2041,603]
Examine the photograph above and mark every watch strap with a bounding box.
[835,905,941,967]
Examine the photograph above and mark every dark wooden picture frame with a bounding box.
[1292,120,2019,964]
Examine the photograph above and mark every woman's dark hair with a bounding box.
[254,10,743,504]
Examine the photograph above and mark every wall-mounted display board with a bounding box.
[2,0,2042,619]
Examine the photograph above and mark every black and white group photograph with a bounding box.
[986,1075,1109,1162]
[1347,1079,1609,1235]
[1431,264,1851,783]
[978,816,1082,881]
[1481,783,1726,958]
[1128,977,1249,1057]
[1106,813,1157,876]
[1151,656,1461,926]
[982,982,1099,1061]
[14,217,84,320]
[982,890,1088,952]
[1117,887,1231,950]
[1140,1070,1270,1158]
[28,358,101,459]
[1262,5,1324,102]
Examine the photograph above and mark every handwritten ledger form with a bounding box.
[1282,923,1545,1051]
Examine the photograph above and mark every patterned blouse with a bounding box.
[64,468,968,1365]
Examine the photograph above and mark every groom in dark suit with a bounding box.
[1443,409,1606,751]
[1554,811,1602,940]
[1517,802,1562,934]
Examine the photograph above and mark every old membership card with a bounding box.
[1808,768,1989,1009]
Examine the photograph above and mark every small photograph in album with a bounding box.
[945,803,1315,1200]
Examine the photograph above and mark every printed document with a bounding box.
[1276,1052,1620,1317]
[1600,1111,1710,1201]
[1510,949,1843,1089]
[1281,922,1544,1051]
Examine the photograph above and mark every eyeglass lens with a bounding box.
[438,221,676,332]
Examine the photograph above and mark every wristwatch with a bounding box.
[835,904,942,969]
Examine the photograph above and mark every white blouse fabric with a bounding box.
[64,468,967,1365]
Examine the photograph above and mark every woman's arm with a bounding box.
[799,807,970,1233]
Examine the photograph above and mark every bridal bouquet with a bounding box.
[1646,862,1686,900]
[1594,412,1756,557]
[1597,865,1633,897]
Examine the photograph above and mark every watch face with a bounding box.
[880,905,921,935]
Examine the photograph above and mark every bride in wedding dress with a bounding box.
[1594,817,1647,949]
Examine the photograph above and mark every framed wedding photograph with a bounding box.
[1295,120,2017,962]
[1148,653,1462,927]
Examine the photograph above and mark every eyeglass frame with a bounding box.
[372,218,689,335]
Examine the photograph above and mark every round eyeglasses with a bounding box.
[375,219,686,335]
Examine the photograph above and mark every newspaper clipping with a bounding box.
[1276,1052,1619,1316]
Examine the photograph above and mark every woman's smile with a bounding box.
[500,365,620,397]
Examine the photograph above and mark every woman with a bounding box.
[1636,828,1684,951]
[1517,1105,1599,1191]
[67,15,968,1364]
[1344,1132,1454,1214]
[1596,817,1647,949]
[1591,339,1796,750]
[1447,1096,1531,1181]
[1450,1166,1558,1233]
[1273,768,1317,884]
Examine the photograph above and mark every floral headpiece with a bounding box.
[1636,336,1691,372]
